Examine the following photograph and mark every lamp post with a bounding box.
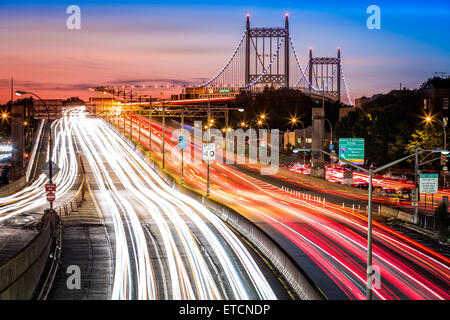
[290,117,306,165]
[324,117,333,148]
[15,90,53,210]
[292,147,448,299]
[426,116,447,189]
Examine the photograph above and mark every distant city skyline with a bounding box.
[1,0,449,103]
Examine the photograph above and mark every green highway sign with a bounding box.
[339,138,365,165]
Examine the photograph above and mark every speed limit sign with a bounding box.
[202,143,216,161]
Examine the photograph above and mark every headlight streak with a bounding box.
[0,112,78,222]
[72,111,276,300]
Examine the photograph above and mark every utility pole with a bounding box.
[129,92,133,139]
[181,107,185,185]
[207,100,211,197]
[414,146,419,224]
[138,92,141,144]
[149,87,152,156]
[162,91,166,169]
[366,169,373,300]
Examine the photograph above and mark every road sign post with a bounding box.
[411,187,419,207]
[45,183,56,192]
[46,192,55,202]
[203,143,216,197]
[179,135,187,185]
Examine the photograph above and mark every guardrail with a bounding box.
[55,155,87,217]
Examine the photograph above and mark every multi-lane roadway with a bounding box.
[117,113,450,300]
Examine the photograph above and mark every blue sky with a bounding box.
[0,0,449,102]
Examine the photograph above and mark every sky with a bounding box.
[0,0,449,104]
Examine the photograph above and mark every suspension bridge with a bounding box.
[92,14,353,107]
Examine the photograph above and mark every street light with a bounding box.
[290,117,306,165]
[292,146,447,300]
[324,117,333,148]
[15,90,53,210]
[426,115,447,189]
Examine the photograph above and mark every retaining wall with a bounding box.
[0,210,59,300]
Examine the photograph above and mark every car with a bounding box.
[352,183,373,190]
[399,188,412,199]
[383,188,397,197]
[373,186,384,193]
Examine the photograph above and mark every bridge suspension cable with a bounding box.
[340,65,353,106]
[200,32,246,88]
[290,35,336,92]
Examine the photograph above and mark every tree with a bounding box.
[232,87,339,131]
[435,201,449,243]
[335,89,423,167]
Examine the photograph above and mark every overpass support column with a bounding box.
[11,105,24,180]
[311,107,325,178]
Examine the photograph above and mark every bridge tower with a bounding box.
[308,48,341,102]
[245,14,289,89]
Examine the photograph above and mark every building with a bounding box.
[422,88,450,114]
[339,94,381,120]
[33,99,63,120]
[283,127,331,150]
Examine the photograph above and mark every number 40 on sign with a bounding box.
[202,143,216,161]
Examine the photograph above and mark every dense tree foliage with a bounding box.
[232,87,340,130]
[335,90,425,167]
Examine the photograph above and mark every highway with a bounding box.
[69,108,279,300]
[117,113,450,300]
[0,115,78,223]
[283,163,450,213]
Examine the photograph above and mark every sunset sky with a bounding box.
[1,0,449,103]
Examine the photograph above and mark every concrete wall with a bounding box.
[0,210,58,300]
[110,123,325,300]
[0,176,27,197]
